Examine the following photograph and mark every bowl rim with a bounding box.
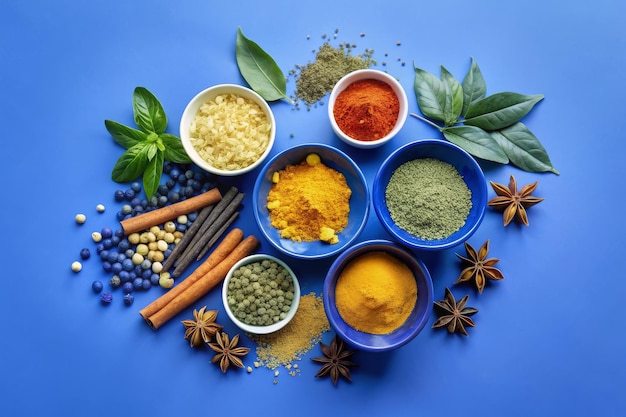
[221,253,301,335]
[179,83,276,177]
[327,68,409,149]
[372,138,487,251]
[322,239,434,352]
[252,142,370,260]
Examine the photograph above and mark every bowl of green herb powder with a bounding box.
[372,139,488,250]
[222,254,300,334]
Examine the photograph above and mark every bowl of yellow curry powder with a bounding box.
[323,239,433,352]
[252,143,369,260]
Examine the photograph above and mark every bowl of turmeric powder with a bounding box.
[328,69,408,149]
[252,143,369,260]
[323,239,434,352]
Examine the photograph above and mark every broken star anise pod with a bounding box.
[488,175,544,226]
[312,335,357,385]
[432,287,478,336]
[208,331,250,373]
[181,306,223,348]
[455,239,504,294]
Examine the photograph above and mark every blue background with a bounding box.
[1,1,624,416]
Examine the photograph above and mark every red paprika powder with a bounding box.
[333,79,400,141]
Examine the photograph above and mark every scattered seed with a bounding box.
[75,214,87,224]
[96,204,106,213]
[71,261,82,272]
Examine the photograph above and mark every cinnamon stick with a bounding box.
[120,188,222,235]
[142,234,260,330]
[139,228,244,322]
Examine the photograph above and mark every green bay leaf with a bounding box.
[440,65,463,126]
[236,27,290,102]
[490,122,559,174]
[464,92,544,130]
[414,66,447,123]
[442,125,509,164]
[461,57,487,117]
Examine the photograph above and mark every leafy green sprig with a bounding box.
[412,58,558,174]
[105,87,191,198]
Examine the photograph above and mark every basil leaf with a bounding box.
[143,149,164,199]
[414,66,447,122]
[104,120,147,149]
[146,142,158,161]
[490,122,559,174]
[111,142,149,182]
[461,57,487,117]
[236,27,290,102]
[133,87,167,134]
[464,92,544,130]
[442,125,509,164]
[160,133,192,163]
[440,65,463,126]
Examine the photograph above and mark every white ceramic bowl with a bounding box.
[328,69,408,149]
[180,84,276,176]
[222,254,300,334]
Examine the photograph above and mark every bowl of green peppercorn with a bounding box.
[372,139,488,251]
[222,254,300,334]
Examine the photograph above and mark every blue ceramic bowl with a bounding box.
[372,139,487,251]
[253,143,370,260]
[323,240,433,352]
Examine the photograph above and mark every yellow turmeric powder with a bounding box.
[267,155,351,244]
[335,251,417,334]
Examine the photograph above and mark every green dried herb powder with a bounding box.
[291,42,375,108]
[385,158,472,240]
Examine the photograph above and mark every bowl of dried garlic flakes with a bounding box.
[180,84,276,176]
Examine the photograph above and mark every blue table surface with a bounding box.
[2,1,625,416]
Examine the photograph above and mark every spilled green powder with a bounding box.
[385,158,472,240]
[290,42,375,109]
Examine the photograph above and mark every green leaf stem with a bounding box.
[133,87,167,134]
[490,123,559,174]
[411,58,557,174]
[464,92,544,131]
[236,27,291,102]
[442,125,509,164]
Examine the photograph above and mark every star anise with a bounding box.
[455,239,504,293]
[208,331,250,373]
[432,287,478,336]
[181,306,223,348]
[311,335,357,385]
[487,175,544,226]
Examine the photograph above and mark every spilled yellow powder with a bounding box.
[250,292,330,370]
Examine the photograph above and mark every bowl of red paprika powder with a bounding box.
[328,69,408,149]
